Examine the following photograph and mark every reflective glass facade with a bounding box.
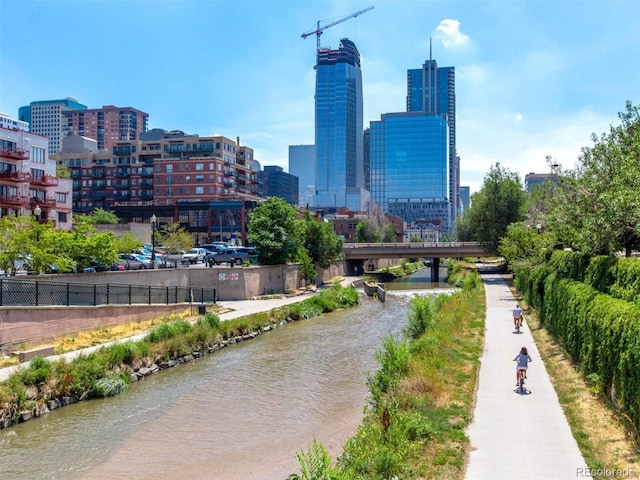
[314,38,364,210]
[406,61,458,231]
[370,112,449,225]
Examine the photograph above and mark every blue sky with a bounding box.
[1,0,638,193]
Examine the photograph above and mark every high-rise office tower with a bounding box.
[406,54,459,229]
[369,112,450,228]
[18,98,88,156]
[313,38,368,211]
[369,50,458,233]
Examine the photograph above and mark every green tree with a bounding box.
[456,163,527,254]
[157,223,193,254]
[247,197,303,265]
[546,102,640,256]
[114,232,143,254]
[355,218,380,243]
[88,208,120,225]
[302,212,344,270]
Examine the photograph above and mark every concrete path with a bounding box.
[465,273,588,479]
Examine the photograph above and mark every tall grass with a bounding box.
[290,262,485,479]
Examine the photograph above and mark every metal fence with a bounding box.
[0,278,216,307]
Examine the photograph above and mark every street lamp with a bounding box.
[150,214,157,269]
[33,204,42,242]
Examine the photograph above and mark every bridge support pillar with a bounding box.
[430,257,440,281]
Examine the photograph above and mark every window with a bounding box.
[195,175,204,183]
[196,163,204,171]
[58,212,67,223]
[56,192,67,203]
[166,164,173,173]
[195,186,204,194]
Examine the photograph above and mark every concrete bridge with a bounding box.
[342,242,490,280]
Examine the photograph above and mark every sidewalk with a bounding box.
[465,272,588,479]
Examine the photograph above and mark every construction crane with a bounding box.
[301,6,374,52]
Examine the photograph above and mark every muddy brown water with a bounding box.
[1,273,452,480]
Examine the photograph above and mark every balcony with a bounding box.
[89,170,105,179]
[113,192,131,200]
[31,197,57,208]
[113,181,130,189]
[0,147,29,160]
[138,191,153,201]
[141,169,154,177]
[0,194,29,206]
[31,174,59,187]
[224,169,237,177]
[139,179,153,188]
[89,191,106,201]
[0,171,31,182]
[71,170,82,179]
[113,169,131,178]
[90,182,106,190]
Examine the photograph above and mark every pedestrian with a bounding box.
[512,304,523,330]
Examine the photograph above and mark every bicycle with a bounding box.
[517,368,526,393]
[515,315,523,333]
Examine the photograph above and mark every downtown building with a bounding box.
[369,54,459,235]
[58,129,260,245]
[18,98,88,156]
[257,165,299,205]
[0,113,73,229]
[313,38,369,211]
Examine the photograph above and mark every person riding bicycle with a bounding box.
[513,346,532,386]
[512,304,523,331]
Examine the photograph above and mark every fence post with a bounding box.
[35,281,39,307]
[0,279,3,306]
[166,286,169,305]
[106,283,110,305]
[129,285,132,305]
[93,284,97,306]
[149,285,152,305]
[67,282,70,306]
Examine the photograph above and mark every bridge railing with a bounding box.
[343,242,481,249]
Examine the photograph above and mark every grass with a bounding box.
[506,274,640,474]
[289,266,486,480]
[0,304,230,369]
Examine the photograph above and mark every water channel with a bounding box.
[0,269,453,480]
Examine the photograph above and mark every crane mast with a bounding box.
[301,6,374,52]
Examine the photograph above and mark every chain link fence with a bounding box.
[0,278,216,307]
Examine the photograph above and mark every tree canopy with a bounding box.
[456,163,528,254]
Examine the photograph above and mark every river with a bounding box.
[0,269,453,480]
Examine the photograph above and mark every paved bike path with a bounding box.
[465,273,588,479]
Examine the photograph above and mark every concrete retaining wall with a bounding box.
[0,262,347,350]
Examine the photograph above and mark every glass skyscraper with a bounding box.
[370,112,450,226]
[369,55,457,233]
[313,38,368,211]
[406,59,458,228]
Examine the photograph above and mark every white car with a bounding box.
[181,248,208,264]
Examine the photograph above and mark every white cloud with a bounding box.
[435,19,470,48]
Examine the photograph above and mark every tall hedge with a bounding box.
[516,253,640,432]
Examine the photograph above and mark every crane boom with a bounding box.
[301,6,374,51]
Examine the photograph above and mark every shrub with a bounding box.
[368,335,410,408]
[94,373,129,398]
[404,295,438,340]
[19,356,52,386]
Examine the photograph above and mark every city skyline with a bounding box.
[1,0,638,194]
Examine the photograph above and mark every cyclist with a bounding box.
[513,346,532,386]
[512,304,523,331]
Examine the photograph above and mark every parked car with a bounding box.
[118,253,150,270]
[201,244,225,254]
[181,248,208,264]
[206,248,249,266]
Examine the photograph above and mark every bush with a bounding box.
[94,373,129,398]
[404,295,438,340]
[19,356,52,386]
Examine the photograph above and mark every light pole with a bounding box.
[150,214,157,269]
[33,204,42,241]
